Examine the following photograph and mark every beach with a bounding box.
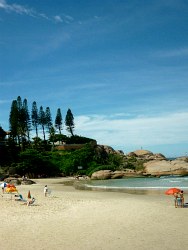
[0,178,188,250]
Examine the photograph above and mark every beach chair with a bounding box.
[27,197,36,206]
[15,194,27,202]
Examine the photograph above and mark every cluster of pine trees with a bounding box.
[9,96,75,148]
[0,96,126,178]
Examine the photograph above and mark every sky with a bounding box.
[1,0,188,157]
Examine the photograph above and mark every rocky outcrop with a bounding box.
[126,150,166,161]
[4,178,22,185]
[91,169,143,180]
[91,147,188,178]
[91,170,112,180]
[144,158,188,176]
[96,145,125,156]
[4,177,36,185]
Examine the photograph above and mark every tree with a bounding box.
[65,108,75,136]
[17,96,25,145]
[55,108,62,134]
[0,126,6,141]
[9,100,19,143]
[45,107,52,133]
[31,101,39,137]
[22,98,31,141]
[49,126,56,151]
[38,106,46,140]
[15,96,30,149]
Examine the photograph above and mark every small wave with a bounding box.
[85,184,188,190]
[168,180,181,183]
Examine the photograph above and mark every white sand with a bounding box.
[0,178,188,250]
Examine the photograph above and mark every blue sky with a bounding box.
[1,0,188,157]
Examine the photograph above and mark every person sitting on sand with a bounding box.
[27,197,35,206]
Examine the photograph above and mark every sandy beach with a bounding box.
[0,178,188,250]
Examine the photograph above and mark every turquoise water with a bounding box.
[85,176,188,192]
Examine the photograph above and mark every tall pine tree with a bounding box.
[45,107,52,134]
[22,98,31,141]
[9,99,19,144]
[55,108,62,134]
[65,108,74,136]
[31,101,39,137]
[38,106,46,140]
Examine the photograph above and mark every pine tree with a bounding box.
[0,126,6,141]
[65,108,74,136]
[22,98,31,141]
[9,100,19,143]
[55,108,62,134]
[38,106,46,140]
[31,101,39,137]
[45,107,52,133]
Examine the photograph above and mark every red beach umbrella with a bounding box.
[165,188,181,195]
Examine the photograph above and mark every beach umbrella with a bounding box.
[27,190,31,199]
[0,182,7,188]
[5,184,18,193]
[5,184,18,199]
[165,188,181,195]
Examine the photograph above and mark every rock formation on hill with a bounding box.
[91,147,188,179]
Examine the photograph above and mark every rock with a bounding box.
[126,152,137,157]
[126,150,166,161]
[133,150,153,156]
[91,170,112,180]
[115,150,124,155]
[144,159,188,176]
[4,177,36,185]
[111,171,125,179]
[4,178,21,185]
[21,179,36,185]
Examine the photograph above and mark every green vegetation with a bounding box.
[0,96,145,178]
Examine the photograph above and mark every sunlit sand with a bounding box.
[0,178,188,250]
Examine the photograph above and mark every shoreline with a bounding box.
[1,177,188,250]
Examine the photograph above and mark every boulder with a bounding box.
[126,150,166,161]
[4,177,36,185]
[21,179,36,185]
[111,171,125,179]
[91,170,112,180]
[133,150,153,156]
[144,159,188,176]
[4,178,21,185]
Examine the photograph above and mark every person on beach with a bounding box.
[174,192,179,208]
[44,185,48,197]
[180,190,184,208]
[27,197,35,206]
[2,182,6,194]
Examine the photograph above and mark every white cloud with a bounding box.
[75,112,188,149]
[0,0,74,24]
[0,0,36,16]
[54,15,63,23]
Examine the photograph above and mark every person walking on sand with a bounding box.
[44,185,48,197]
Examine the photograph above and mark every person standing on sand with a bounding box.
[180,190,184,207]
[44,185,48,197]
[174,192,179,208]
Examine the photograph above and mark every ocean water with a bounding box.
[84,176,188,193]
